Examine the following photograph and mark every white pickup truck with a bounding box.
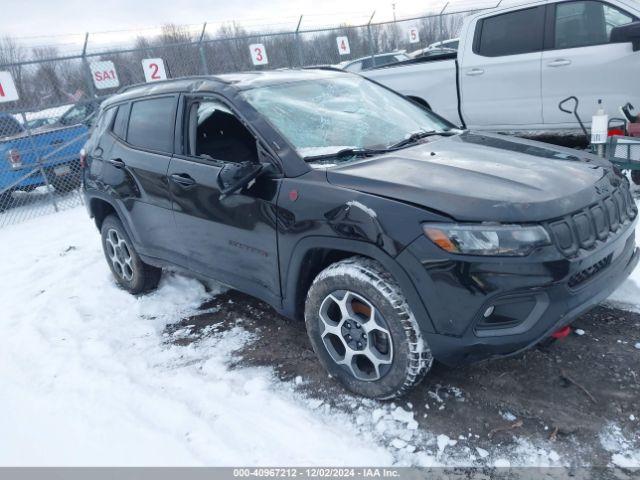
[365,0,640,135]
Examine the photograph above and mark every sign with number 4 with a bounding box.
[142,58,167,82]
[336,36,351,55]
[408,27,420,44]
[0,71,19,103]
[249,44,269,65]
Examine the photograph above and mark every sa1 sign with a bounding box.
[90,61,120,90]
[0,71,19,103]
[249,44,269,66]
[336,36,351,55]
[408,27,420,44]
[142,58,167,82]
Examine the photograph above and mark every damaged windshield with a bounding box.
[241,74,453,162]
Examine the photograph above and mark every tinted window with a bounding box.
[59,102,96,126]
[478,7,545,56]
[555,1,635,49]
[127,97,175,152]
[112,104,128,139]
[94,107,117,139]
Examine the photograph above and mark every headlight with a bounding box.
[423,223,551,256]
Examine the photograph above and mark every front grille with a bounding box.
[568,254,613,288]
[546,181,637,257]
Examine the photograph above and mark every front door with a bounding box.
[168,97,281,303]
[460,5,545,128]
[541,0,640,125]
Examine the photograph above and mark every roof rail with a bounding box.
[115,75,227,94]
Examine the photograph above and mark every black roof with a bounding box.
[102,69,347,107]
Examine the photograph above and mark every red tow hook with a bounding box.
[551,326,571,340]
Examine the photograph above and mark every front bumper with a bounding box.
[398,218,638,366]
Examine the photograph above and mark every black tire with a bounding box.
[0,191,12,213]
[49,167,81,194]
[305,256,433,399]
[632,170,640,186]
[100,214,161,294]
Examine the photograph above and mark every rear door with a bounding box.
[541,0,640,125]
[460,5,546,127]
[102,95,180,261]
[168,96,281,303]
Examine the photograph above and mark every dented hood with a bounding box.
[326,132,614,223]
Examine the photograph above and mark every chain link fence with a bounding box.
[0,4,490,228]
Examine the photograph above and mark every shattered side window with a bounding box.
[241,75,451,159]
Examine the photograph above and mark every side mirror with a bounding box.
[217,161,263,197]
[611,21,640,51]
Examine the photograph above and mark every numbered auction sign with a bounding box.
[0,71,19,103]
[249,44,269,66]
[336,36,351,55]
[408,27,420,44]
[90,61,120,89]
[142,58,168,82]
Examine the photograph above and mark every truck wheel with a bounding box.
[49,169,81,194]
[305,256,433,399]
[0,191,12,213]
[100,215,161,294]
[632,170,640,186]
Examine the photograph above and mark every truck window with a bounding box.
[476,7,545,56]
[554,1,636,49]
[0,115,23,138]
[187,100,257,164]
[126,97,175,153]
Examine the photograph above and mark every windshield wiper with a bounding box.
[304,147,388,162]
[389,130,453,149]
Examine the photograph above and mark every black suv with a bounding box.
[82,70,638,399]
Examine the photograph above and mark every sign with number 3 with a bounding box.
[0,71,19,103]
[336,36,351,55]
[249,44,269,66]
[142,58,167,82]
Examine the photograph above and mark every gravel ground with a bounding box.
[168,289,640,469]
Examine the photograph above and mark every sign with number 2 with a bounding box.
[249,44,269,65]
[0,71,19,103]
[336,36,351,55]
[142,58,167,82]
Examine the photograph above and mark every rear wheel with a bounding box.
[0,191,13,213]
[100,215,161,294]
[46,164,81,194]
[305,256,433,399]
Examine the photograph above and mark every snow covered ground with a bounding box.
[0,203,638,467]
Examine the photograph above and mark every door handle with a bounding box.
[170,173,196,187]
[466,68,485,76]
[108,158,125,169]
[547,59,572,67]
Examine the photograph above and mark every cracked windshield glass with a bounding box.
[241,73,452,161]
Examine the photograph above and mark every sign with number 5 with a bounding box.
[336,36,351,55]
[142,58,167,82]
[0,71,19,103]
[408,27,420,44]
[249,44,269,66]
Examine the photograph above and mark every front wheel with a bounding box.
[100,215,162,294]
[305,256,433,399]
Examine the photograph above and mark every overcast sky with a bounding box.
[3,0,485,41]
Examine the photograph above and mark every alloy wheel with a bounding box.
[105,228,134,281]
[318,290,393,381]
